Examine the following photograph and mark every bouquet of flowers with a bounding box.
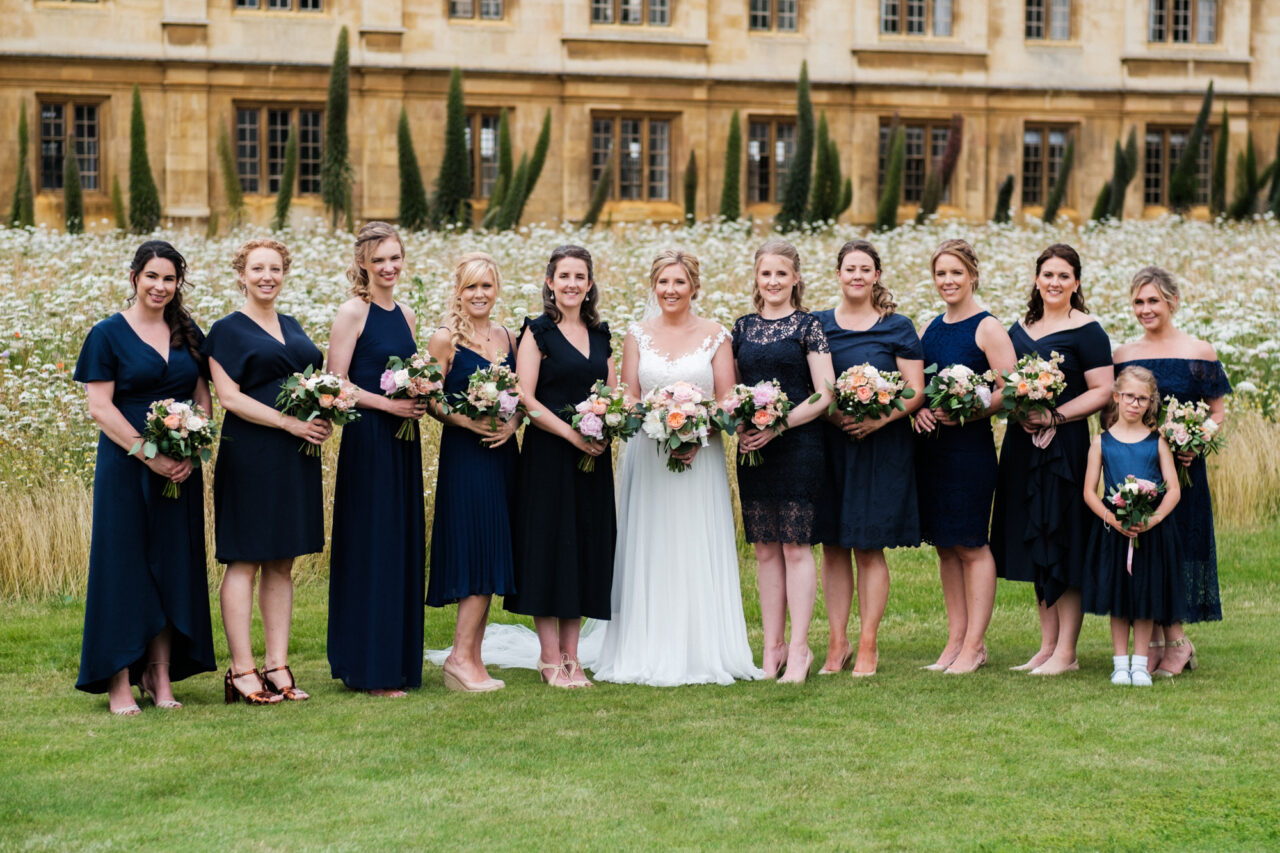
[379,353,448,441]
[712,379,793,467]
[640,381,715,473]
[1106,474,1166,570]
[1159,396,1224,488]
[274,365,361,455]
[1000,351,1066,425]
[562,381,645,472]
[827,363,916,430]
[130,399,218,498]
[451,363,530,432]
[921,362,998,427]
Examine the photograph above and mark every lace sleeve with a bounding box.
[731,315,748,357]
[800,313,830,355]
[1192,359,1232,398]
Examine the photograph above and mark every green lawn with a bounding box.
[2,529,1278,851]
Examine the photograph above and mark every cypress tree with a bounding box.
[683,149,698,225]
[481,109,514,229]
[777,61,814,231]
[807,112,838,223]
[272,125,298,231]
[495,153,529,231]
[916,114,963,224]
[9,102,35,228]
[1268,130,1280,213]
[836,175,852,218]
[719,110,742,220]
[992,173,1015,223]
[110,174,126,231]
[63,147,83,234]
[1107,140,1129,221]
[507,109,551,227]
[128,85,161,233]
[1169,81,1213,212]
[1088,181,1112,222]
[581,152,612,229]
[874,126,905,231]
[216,122,244,228]
[1227,131,1269,220]
[1041,138,1074,223]
[320,27,353,229]
[433,67,472,229]
[397,107,430,231]
[829,139,846,219]
[495,109,513,207]
[1210,106,1229,216]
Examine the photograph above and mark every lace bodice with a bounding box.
[630,322,728,397]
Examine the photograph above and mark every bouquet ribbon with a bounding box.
[1031,425,1057,450]
[1126,540,1134,576]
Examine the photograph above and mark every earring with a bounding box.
[584,291,591,302]
[549,293,556,302]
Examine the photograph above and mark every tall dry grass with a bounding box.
[1208,407,1280,528]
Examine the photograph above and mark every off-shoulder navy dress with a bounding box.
[915,311,999,548]
[732,311,832,545]
[1081,432,1185,624]
[328,303,425,690]
[1116,357,1230,622]
[74,313,216,694]
[816,309,922,550]
[991,321,1112,605]
[427,335,518,607]
[505,315,616,620]
[204,311,325,562]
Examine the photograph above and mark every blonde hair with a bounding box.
[347,221,404,302]
[930,238,980,293]
[1107,365,1162,430]
[231,238,291,294]
[649,249,701,300]
[751,239,806,313]
[442,252,502,353]
[1129,265,1180,314]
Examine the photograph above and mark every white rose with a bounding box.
[184,415,206,431]
[975,386,992,408]
[481,381,499,401]
[604,412,622,427]
[641,409,665,440]
[393,368,410,386]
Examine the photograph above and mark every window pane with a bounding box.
[933,0,952,36]
[267,0,291,9]
[649,0,669,25]
[777,0,797,31]
[1022,129,1044,205]
[903,126,925,202]
[1171,0,1190,42]
[298,110,323,194]
[749,0,770,30]
[591,0,614,23]
[1025,0,1045,39]
[73,104,98,191]
[480,0,503,19]
[648,120,670,201]
[451,0,475,17]
[591,119,613,190]
[478,114,499,198]
[1049,0,1070,39]
[1144,131,1164,205]
[1196,0,1215,42]
[236,0,259,8]
[881,0,900,34]
[1196,131,1212,204]
[1148,0,1166,41]
[299,0,322,10]
[775,123,796,200]
[906,0,925,34]
[747,121,769,204]
[266,109,290,193]
[1046,129,1066,202]
[236,108,259,194]
[40,103,65,190]
[620,0,642,24]
[618,118,643,200]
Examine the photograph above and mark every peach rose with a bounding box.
[319,394,335,409]
[1037,371,1054,385]
[850,371,869,387]
[1016,381,1031,396]
[751,409,773,429]
[591,398,609,415]
[665,409,687,430]
[856,385,875,403]
[163,413,182,429]
[877,390,892,405]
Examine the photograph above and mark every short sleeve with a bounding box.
[890,314,924,360]
[518,314,554,355]
[731,315,748,357]
[73,320,119,384]
[800,313,830,355]
[1076,322,1112,372]
[594,321,613,359]
[203,316,250,384]
[1194,359,1232,398]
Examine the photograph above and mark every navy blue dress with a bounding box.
[816,309,922,550]
[1116,357,1229,623]
[506,315,616,620]
[328,303,425,690]
[204,311,325,562]
[1082,432,1185,624]
[916,312,999,548]
[427,336,518,607]
[991,321,1112,606]
[74,314,216,694]
[732,311,832,545]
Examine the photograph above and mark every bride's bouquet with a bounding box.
[640,381,715,473]
[275,365,361,455]
[451,363,532,433]
[563,381,645,473]
[129,398,218,498]
[379,353,448,441]
[921,362,997,427]
[712,379,793,467]
[1159,396,1223,488]
[827,363,916,430]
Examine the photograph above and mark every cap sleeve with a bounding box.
[73,319,119,384]
[203,315,250,384]
[517,314,556,355]
[801,313,830,355]
[1194,359,1232,398]
[1076,322,1113,372]
[890,314,924,360]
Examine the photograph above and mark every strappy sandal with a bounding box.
[224,667,279,705]
[140,661,182,709]
[262,664,310,701]
[562,653,593,687]
[537,658,574,689]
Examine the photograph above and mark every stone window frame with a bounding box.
[590,0,671,26]
[233,104,325,196]
[880,0,953,37]
[746,117,797,204]
[748,0,798,33]
[1143,125,1214,208]
[877,118,953,205]
[1021,123,1074,207]
[38,97,104,194]
[590,114,674,202]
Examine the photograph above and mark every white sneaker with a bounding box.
[1111,668,1132,686]
[1130,668,1153,687]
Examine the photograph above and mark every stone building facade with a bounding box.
[2,0,1277,230]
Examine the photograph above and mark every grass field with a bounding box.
[3,527,1276,851]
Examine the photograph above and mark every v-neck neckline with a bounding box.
[238,309,288,346]
[119,312,171,366]
[555,322,593,361]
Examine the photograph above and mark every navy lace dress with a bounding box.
[732,311,831,545]
[991,321,1112,605]
[506,315,616,620]
[1081,432,1185,624]
[916,311,998,549]
[1116,357,1229,623]
[427,335,518,607]
[328,303,425,690]
[73,314,216,694]
[816,309,922,550]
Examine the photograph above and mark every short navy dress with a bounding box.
[915,311,999,549]
[991,321,1111,605]
[1081,432,1186,624]
[1116,358,1229,623]
[427,335,518,607]
[74,313,216,694]
[203,311,325,562]
[328,303,425,690]
[816,309,922,550]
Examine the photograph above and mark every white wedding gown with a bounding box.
[591,323,763,686]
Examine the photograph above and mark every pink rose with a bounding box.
[579,412,604,440]
[379,369,398,394]
[855,385,874,403]
[752,383,779,407]
[497,390,519,416]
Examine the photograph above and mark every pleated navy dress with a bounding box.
[328,303,425,690]
[203,311,324,563]
[74,313,216,694]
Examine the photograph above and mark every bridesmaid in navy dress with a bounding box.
[814,240,924,678]
[733,239,835,684]
[327,223,427,697]
[913,240,1016,675]
[1114,265,1229,677]
[75,241,216,715]
[991,244,1113,676]
[205,239,332,705]
[507,245,617,688]
[426,252,519,692]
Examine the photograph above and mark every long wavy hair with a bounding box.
[649,249,701,300]
[837,239,896,316]
[752,239,806,313]
[1129,265,1180,314]
[1105,365,1161,430]
[1024,243,1088,325]
[542,244,601,327]
[442,252,502,354]
[127,240,205,374]
[346,221,404,302]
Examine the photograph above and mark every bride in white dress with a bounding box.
[591,249,763,686]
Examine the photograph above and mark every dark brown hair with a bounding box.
[128,240,205,374]
[837,239,896,316]
[543,244,601,327]
[1024,243,1088,325]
